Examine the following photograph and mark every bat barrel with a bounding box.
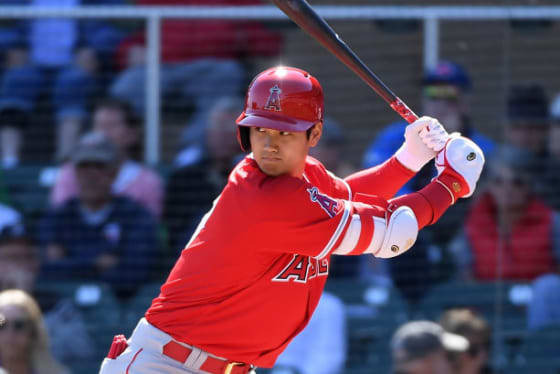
[273,0,419,123]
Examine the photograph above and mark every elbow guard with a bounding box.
[373,206,419,258]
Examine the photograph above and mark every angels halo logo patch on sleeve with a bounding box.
[307,187,338,218]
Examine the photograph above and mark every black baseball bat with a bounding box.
[271,0,419,123]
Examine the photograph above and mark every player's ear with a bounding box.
[308,121,323,147]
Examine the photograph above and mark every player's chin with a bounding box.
[257,162,284,177]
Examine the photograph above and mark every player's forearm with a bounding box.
[389,180,454,230]
[345,156,415,199]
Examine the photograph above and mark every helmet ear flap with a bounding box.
[237,126,251,152]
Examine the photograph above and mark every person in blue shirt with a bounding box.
[360,62,495,303]
[363,60,495,195]
[37,132,159,300]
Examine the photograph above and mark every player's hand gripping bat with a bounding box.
[271,0,419,124]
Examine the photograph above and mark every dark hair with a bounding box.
[238,125,316,152]
[93,97,140,130]
[439,308,491,352]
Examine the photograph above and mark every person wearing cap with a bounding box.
[37,131,159,300]
[0,203,97,368]
[363,62,494,244]
[163,96,245,253]
[505,84,550,158]
[51,97,164,219]
[439,309,492,374]
[391,320,469,374]
[98,66,484,374]
[448,144,560,281]
[358,61,495,303]
[363,60,495,194]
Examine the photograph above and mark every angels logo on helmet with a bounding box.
[264,85,282,112]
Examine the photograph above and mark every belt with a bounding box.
[162,340,252,374]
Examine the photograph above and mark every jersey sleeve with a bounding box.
[345,156,415,200]
[245,175,388,259]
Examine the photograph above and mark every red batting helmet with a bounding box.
[236,66,324,151]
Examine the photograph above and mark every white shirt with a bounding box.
[273,291,347,374]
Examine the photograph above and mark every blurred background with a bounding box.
[0,0,559,373]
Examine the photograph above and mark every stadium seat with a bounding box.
[3,164,53,218]
[34,281,122,371]
[503,324,560,374]
[415,281,530,332]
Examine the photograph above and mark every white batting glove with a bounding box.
[434,135,485,203]
[418,118,451,152]
[395,116,440,172]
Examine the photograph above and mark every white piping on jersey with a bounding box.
[327,170,352,200]
[332,214,361,255]
[302,173,310,183]
[184,194,221,250]
[314,200,351,260]
[364,216,386,254]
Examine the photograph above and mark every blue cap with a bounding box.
[423,61,471,91]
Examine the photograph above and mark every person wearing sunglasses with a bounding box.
[0,289,68,374]
[448,144,560,281]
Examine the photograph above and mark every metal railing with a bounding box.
[1,4,559,164]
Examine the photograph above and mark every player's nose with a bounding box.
[263,133,279,151]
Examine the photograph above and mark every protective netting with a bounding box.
[0,2,559,373]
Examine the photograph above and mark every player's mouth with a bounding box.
[261,155,282,161]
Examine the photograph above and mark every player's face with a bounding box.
[250,123,322,177]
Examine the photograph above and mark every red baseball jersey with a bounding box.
[146,155,415,367]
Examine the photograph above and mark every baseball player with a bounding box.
[99,66,484,374]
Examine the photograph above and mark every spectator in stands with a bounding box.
[448,145,560,281]
[0,289,69,374]
[308,117,356,178]
[531,92,560,211]
[363,61,494,249]
[363,60,494,192]
[110,0,283,153]
[164,96,244,250]
[39,132,159,299]
[51,98,164,218]
[0,34,43,168]
[391,320,469,374]
[0,203,96,367]
[0,204,37,293]
[504,84,549,159]
[53,45,100,161]
[272,291,346,374]
[439,308,492,374]
[360,62,478,297]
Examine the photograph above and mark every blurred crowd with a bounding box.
[0,1,559,374]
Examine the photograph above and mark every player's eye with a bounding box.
[280,131,291,136]
[255,127,266,132]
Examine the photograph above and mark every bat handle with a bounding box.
[390,97,419,124]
